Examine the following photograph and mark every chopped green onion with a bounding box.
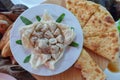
[117,25,120,32]
[23,54,31,63]
[20,16,32,25]
[69,41,79,47]
[36,16,41,21]
[71,27,74,30]
[16,40,22,45]
[56,13,65,23]
[117,19,120,32]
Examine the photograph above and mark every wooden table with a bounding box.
[32,0,109,80]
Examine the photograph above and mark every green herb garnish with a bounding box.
[16,40,22,45]
[56,13,65,23]
[117,19,120,32]
[36,16,41,21]
[69,41,79,47]
[117,25,120,32]
[20,16,32,25]
[71,27,74,30]
[24,55,31,63]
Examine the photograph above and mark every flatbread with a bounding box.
[75,49,106,80]
[0,24,13,50]
[84,31,119,61]
[1,41,12,57]
[66,0,99,27]
[66,0,87,9]
[66,0,119,62]
[83,6,117,37]
[0,14,12,25]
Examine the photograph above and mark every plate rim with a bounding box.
[10,4,84,76]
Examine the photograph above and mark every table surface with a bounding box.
[32,0,109,80]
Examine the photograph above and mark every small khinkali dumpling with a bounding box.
[54,28,61,36]
[29,53,51,69]
[51,53,60,60]
[32,31,43,38]
[56,23,75,45]
[64,29,75,45]
[48,22,57,33]
[49,38,57,45]
[41,10,54,21]
[44,30,54,39]
[45,51,64,70]
[19,22,39,49]
[30,36,38,46]
[45,60,55,70]
[38,39,48,48]
[56,35,64,43]
[56,43,64,52]
[50,45,59,54]
[35,23,43,32]
[41,24,49,32]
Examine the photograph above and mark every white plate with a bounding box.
[104,69,120,80]
[10,4,83,76]
[11,0,45,8]
[0,73,16,80]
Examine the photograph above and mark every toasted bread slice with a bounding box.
[84,31,119,61]
[83,6,117,37]
[75,49,106,80]
[66,0,99,27]
[0,24,12,50]
[1,41,12,57]
[0,14,12,25]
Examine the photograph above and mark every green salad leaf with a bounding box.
[23,54,31,63]
[16,40,22,45]
[56,13,65,23]
[20,16,32,25]
[117,19,120,32]
[36,16,41,21]
[71,27,74,30]
[69,41,79,47]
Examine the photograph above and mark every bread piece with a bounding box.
[0,14,13,34]
[84,47,110,70]
[66,0,87,9]
[83,6,117,37]
[0,14,12,25]
[84,31,119,61]
[0,24,12,50]
[75,49,106,80]
[1,41,12,57]
[66,0,99,27]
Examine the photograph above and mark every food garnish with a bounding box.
[20,16,32,25]
[70,41,79,47]
[71,27,74,30]
[56,13,65,23]
[16,40,22,45]
[23,54,31,63]
[117,19,120,32]
[36,16,41,22]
